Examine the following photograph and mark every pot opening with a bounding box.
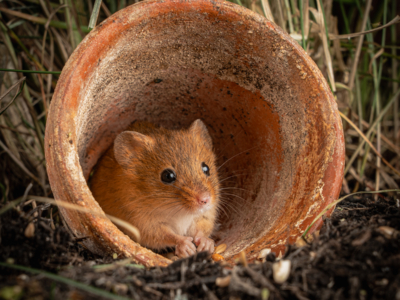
[79,66,292,254]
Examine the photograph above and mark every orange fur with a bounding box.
[90,120,220,256]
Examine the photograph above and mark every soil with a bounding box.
[0,194,399,300]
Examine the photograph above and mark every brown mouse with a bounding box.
[90,119,220,258]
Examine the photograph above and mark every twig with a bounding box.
[344,89,400,175]
[0,195,141,243]
[340,111,400,177]
[330,15,400,40]
[260,0,274,22]
[0,76,25,115]
[0,6,90,32]
[0,140,42,186]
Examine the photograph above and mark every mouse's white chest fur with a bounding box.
[170,213,195,236]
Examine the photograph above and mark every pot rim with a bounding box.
[45,0,345,266]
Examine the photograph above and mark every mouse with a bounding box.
[90,119,220,258]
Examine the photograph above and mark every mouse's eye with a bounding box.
[201,162,210,176]
[161,169,176,184]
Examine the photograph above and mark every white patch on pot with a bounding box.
[65,142,87,186]
[294,179,325,231]
[257,248,271,259]
[270,238,285,249]
[294,201,319,230]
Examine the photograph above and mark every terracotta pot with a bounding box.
[45,0,344,267]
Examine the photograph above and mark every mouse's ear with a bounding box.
[114,131,154,169]
[189,119,213,148]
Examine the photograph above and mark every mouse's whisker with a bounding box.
[219,198,251,211]
[221,196,252,206]
[215,204,229,218]
[214,128,245,161]
[219,195,248,210]
[146,201,183,216]
[218,173,248,184]
[219,192,248,202]
[217,145,260,171]
[219,187,254,194]
[217,200,241,216]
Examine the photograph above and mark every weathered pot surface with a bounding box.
[45,0,345,267]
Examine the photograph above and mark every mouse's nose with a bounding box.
[197,193,211,206]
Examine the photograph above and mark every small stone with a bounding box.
[24,222,35,238]
[375,278,388,286]
[6,258,14,264]
[295,237,307,247]
[113,283,128,295]
[215,243,227,254]
[215,275,231,287]
[272,260,291,284]
[212,253,225,262]
[377,226,398,239]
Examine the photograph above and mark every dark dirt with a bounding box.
[0,194,399,300]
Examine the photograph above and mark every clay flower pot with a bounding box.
[45,0,344,267]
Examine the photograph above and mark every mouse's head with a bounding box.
[113,119,220,216]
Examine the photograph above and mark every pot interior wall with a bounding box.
[74,4,333,255]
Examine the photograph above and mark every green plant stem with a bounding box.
[89,0,102,29]
[339,44,400,61]
[339,0,350,34]
[0,263,132,300]
[372,0,388,194]
[284,0,294,33]
[317,0,330,45]
[360,132,374,179]
[357,72,400,84]
[392,0,399,152]
[0,183,6,203]
[0,68,61,75]
[355,76,363,180]
[0,21,46,72]
[299,0,306,50]
[289,0,298,32]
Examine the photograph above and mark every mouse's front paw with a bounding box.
[175,237,196,258]
[194,236,215,254]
